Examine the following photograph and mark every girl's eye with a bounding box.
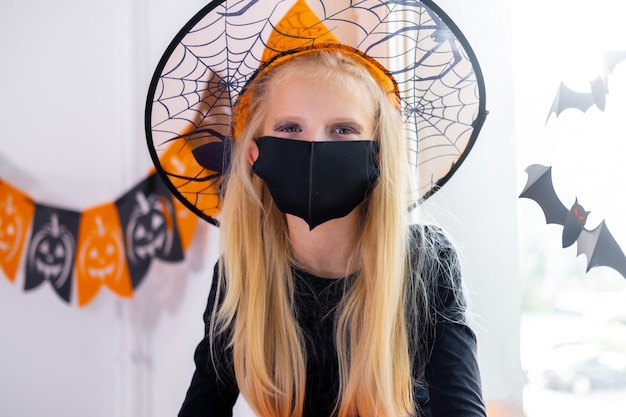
[334,126,359,135]
[276,124,300,133]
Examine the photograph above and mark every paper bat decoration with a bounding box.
[519,164,626,280]
[546,50,626,123]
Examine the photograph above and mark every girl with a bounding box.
[178,48,486,417]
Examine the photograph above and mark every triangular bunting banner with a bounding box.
[0,169,198,308]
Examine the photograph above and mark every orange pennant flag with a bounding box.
[75,202,132,307]
[0,180,35,282]
[172,197,198,252]
[147,166,198,252]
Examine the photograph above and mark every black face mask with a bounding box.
[252,136,380,230]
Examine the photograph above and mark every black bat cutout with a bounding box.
[519,164,626,280]
[546,50,626,123]
[545,79,605,124]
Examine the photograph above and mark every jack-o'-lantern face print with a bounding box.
[126,192,174,264]
[29,213,75,288]
[0,182,35,282]
[35,237,67,279]
[0,195,22,263]
[115,174,184,289]
[76,205,132,306]
[79,215,125,282]
[86,239,118,280]
[25,208,79,303]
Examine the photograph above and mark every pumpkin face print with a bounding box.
[0,194,23,266]
[28,213,74,287]
[78,215,125,283]
[115,174,184,289]
[0,182,35,282]
[35,237,66,279]
[126,192,174,265]
[25,208,79,303]
[85,237,118,280]
[76,205,132,307]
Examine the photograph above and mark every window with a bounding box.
[513,1,626,415]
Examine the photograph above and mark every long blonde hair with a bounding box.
[214,48,422,417]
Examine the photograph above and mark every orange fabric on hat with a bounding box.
[159,132,222,220]
[233,0,398,138]
[261,0,339,63]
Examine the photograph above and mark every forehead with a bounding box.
[267,72,376,116]
[267,65,377,108]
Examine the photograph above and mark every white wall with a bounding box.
[428,0,525,407]
[0,1,522,416]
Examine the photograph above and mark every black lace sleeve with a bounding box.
[178,262,239,417]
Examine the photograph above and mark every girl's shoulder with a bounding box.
[408,223,466,320]
[408,223,459,269]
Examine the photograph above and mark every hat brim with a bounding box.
[145,0,487,225]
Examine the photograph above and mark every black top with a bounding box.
[179,226,486,417]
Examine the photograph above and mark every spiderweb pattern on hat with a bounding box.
[146,0,487,225]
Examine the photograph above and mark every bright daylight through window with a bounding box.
[513,1,626,416]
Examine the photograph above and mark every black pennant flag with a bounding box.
[24,205,81,303]
[115,173,184,289]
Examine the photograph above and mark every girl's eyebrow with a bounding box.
[271,115,304,123]
[272,122,299,131]
[329,119,367,132]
